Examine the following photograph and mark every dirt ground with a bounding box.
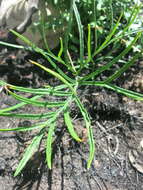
[0,48,143,190]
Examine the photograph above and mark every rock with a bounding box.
[0,0,65,49]
[129,138,143,174]
[0,157,6,174]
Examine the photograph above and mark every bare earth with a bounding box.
[0,48,143,190]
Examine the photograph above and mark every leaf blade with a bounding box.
[74,97,95,169]
[46,123,55,169]
[14,131,44,176]
[0,111,55,120]
[64,109,82,142]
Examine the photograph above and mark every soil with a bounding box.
[0,47,143,190]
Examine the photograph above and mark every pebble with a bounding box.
[0,157,6,174]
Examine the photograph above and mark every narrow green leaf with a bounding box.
[0,111,55,120]
[40,50,75,83]
[14,131,44,176]
[81,81,143,101]
[74,97,95,169]
[10,30,74,83]
[122,4,141,35]
[93,12,123,57]
[110,28,143,46]
[86,24,92,63]
[109,0,113,29]
[81,32,141,82]
[10,29,36,48]
[58,37,64,58]
[0,80,6,86]
[64,109,82,142]
[0,121,47,132]
[0,95,42,114]
[46,123,55,169]
[104,84,143,101]
[0,41,24,49]
[7,89,65,107]
[73,1,84,67]
[29,60,76,96]
[104,50,142,83]
[9,85,71,96]
[46,51,69,69]
[39,9,51,53]
[93,5,141,56]
[80,80,106,87]
[2,81,71,96]
[64,0,74,63]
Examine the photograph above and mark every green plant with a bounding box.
[0,0,143,177]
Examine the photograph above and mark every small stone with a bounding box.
[0,157,6,174]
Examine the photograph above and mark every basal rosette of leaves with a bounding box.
[0,0,143,177]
